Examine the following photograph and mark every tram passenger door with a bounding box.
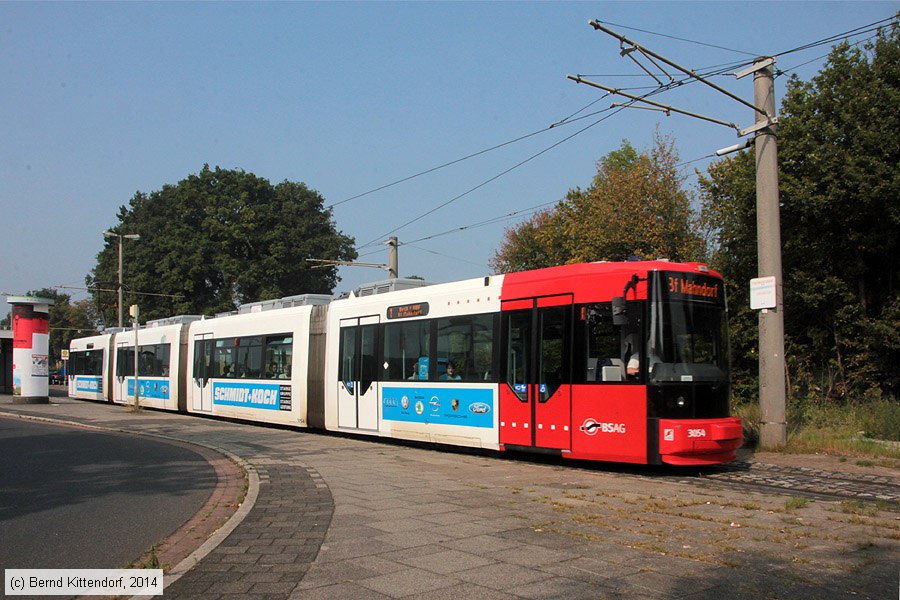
[337,316,380,431]
[115,341,129,404]
[191,334,214,412]
[501,296,572,450]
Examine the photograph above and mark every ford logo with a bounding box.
[469,402,490,415]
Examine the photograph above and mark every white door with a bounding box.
[115,341,129,404]
[337,316,380,431]
[191,334,214,412]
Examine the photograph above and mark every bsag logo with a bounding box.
[581,418,626,436]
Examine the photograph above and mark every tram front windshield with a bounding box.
[647,283,729,384]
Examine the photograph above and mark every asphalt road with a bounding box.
[0,416,216,570]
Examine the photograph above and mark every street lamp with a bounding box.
[103,231,140,328]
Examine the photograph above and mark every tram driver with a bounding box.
[625,336,661,379]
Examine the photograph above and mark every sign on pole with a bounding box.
[750,276,777,310]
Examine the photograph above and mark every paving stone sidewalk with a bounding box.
[1,396,896,600]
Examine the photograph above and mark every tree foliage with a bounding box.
[700,21,900,401]
[89,166,356,323]
[491,134,705,273]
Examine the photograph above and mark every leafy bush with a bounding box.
[857,399,900,442]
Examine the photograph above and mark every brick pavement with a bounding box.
[1,395,897,599]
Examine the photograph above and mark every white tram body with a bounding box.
[323,276,503,449]
[109,317,198,411]
[184,295,330,427]
[68,333,112,401]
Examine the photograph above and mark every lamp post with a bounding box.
[103,231,140,328]
[130,303,140,410]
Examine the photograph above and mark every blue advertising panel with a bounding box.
[75,376,102,394]
[212,381,290,411]
[127,378,170,400]
[382,386,494,428]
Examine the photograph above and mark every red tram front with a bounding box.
[498,261,742,466]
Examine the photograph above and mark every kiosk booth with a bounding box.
[6,296,54,403]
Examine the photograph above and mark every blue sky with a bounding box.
[1,1,896,321]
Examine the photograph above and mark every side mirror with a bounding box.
[612,296,628,326]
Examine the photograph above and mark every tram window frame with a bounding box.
[209,334,292,380]
[117,343,172,377]
[234,336,263,378]
[72,349,103,376]
[89,350,103,376]
[117,347,135,377]
[263,335,293,380]
[213,338,236,378]
[538,304,571,401]
[338,326,357,384]
[435,313,497,383]
[377,313,498,383]
[142,344,170,377]
[381,319,431,382]
[574,301,643,384]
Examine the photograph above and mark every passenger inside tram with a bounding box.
[440,361,462,381]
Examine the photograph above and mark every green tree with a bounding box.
[489,207,566,273]
[698,151,762,401]
[700,21,900,400]
[88,166,356,322]
[491,135,705,273]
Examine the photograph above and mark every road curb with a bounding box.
[0,410,262,593]
[158,448,259,591]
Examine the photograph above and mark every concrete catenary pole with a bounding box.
[117,236,124,328]
[104,231,139,329]
[753,58,787,448]
[131,303,140,411]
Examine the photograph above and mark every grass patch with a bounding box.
[131,546,160,570]
[785,497,810,511]
[835,500,879,517]
[735,397,900,462]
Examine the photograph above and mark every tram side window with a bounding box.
[72,350,103,376]
[382,320,430,381]
[436,313,495,382]
[207,335,292,379]
[154,344,171,376]
[577,303,642,383]
[118,344,171,377]
[141,344,170,376]
[117,347,135,376]
[233,336,263,378]
[213,338,236,378]
[264,335,292,379]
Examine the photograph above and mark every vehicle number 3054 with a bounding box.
[687,428,707,438]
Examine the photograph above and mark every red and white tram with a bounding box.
[69,261,742,466]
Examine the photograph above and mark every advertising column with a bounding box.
[7,296,54,404]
